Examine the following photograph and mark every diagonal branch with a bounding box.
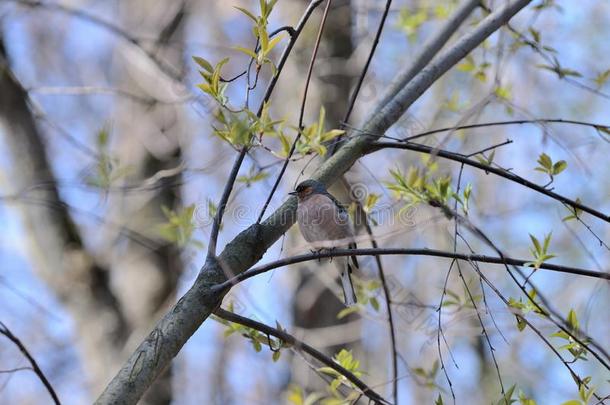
[213,308,390,405]
[369,141,610,223]
[365,0,482,121]
[0,321,60,405]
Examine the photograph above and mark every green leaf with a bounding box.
[552,160,567,175]
[594,69,610,87]
[272,350,281,362]
[337,306,359,319]
[370,297,380,311]
[567,308,579,331]
[529,27,541,43]
[237,166,269,186]
[266,34,285,54]
[234,46,258,59]
[363,193,380,213]
[234,6,258,22]
[317,367,340,377]
[457,55,476,72]
[595,125,610,137]
[543,233,552,253]
[537,153,553,170]
[97,127,109,147]
[496,384,516,405]
[537,63,582,79]
[529,234,541,254]
[550,331,570,340]
[494,85,512,100]
[192,56,214,73]
[516,315,527,331]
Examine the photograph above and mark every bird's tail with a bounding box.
[341,263,357,307]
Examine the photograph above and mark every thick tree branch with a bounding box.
[213,308,390,405]
[365,0,481,121]
[95,2,532,402]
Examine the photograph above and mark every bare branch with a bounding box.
[0,322,60,405]
[213,247,607,290]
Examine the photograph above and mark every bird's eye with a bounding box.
[296,185,303,192]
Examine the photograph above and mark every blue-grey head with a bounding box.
[289,179,327,201]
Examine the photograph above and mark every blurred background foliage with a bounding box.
[0,0,608,404]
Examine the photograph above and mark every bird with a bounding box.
[289,179,358,306]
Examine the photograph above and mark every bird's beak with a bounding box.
[288,191,297,196]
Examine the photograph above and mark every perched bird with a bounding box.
[290,179,358,306]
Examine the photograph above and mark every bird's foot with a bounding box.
[311,248,323,262]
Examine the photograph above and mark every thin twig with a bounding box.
[445,207,610,372]
[207,0,325,255]
[0,322,60,405]
[351,195,399,404]
[256,0,332,223]
[456,234,605,402]
[402,118,610,142]
[207,150,247,257]
[342,0,392,126]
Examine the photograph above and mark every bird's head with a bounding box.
[289,179,326,201]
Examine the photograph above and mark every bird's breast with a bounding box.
[296,194,352,245]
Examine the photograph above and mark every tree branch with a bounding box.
[0,321,60,405]
[369,141,610,223]
[213,308,390,405]
[365,0,481,121]
[212,247,607,291]
[401,118,610,143]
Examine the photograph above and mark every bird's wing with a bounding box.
[322,192,360,269]
[323,191,347,213]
